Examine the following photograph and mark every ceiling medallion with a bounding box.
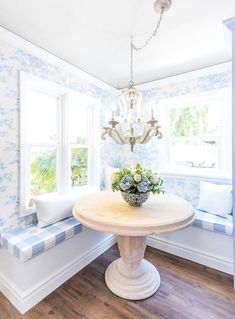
[102,0,171,151]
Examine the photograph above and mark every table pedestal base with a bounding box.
[105,236,160,300]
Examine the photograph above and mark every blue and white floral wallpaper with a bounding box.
[104,68,232,207]
[0,34,232,234]
[142,71,231,101]
[0,39,115,233]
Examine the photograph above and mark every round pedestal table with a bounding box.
[73,191,195,300]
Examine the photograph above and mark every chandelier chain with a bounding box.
[130,36,134,85]
[102,1,170,151]
[129,6,165,85]
[131,6,164,52]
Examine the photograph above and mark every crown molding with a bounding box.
[0,25,117,95]
[135,62,231,91]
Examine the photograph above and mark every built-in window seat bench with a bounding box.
[1,210,233,263]
[0,215,116,314]
[147,208,233,277]
[193,209,233,236]
[1,217,82,262]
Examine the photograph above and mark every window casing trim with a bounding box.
[20,71,100,217]
[156,88,232,179]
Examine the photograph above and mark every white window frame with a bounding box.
[157,88,232,179]
[20,71,100,216]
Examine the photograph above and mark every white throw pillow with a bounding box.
[32,193,80,228]
[198,181,232,217]
[104,166,118,190]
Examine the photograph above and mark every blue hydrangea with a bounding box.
[120,174,133,191]
[123,174,133,182]
[137,179,150,193]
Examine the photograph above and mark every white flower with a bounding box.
[134,174,141,182]
[132,169,137,175]
[142,171,147,179]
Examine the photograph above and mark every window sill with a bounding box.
[158,170,232,183]
[68,185,99,195]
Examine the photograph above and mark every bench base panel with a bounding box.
[147,225,233,275]
[0,225,232,314]
[0,228,116,314]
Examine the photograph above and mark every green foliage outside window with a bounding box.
[170,105,209,137]
[31,137,88,195]
[71,147,88,187]
[31,150,56,195]
[71,136,88,187]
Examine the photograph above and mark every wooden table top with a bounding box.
[73,191,195,236]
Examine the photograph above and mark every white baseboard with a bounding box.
[147,235,233,275]
[0,232,232,315]
[0,234,117,314]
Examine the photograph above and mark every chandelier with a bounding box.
[102,0,171,151]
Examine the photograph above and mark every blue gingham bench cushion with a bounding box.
[0,217,82,262]
[193,209,233,236]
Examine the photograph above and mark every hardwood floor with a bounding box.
[1,245,235,319]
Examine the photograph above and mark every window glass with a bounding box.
[68,104,88,145]
[169,100,220,171]
[28,90,57,144]
[70,147,88,187]
[68,103,89,188]
[28,90,58,197]
[30,147,57,196]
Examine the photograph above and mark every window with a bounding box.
[28,90,58,196]
[68,101,89,188]
[157,89,231,177]
[20,72,100,215]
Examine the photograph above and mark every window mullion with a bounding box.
[89,102,100,189]
[29,143,57,148]
[58,94,69,194]
[70,144,89,148]
[88,104,93,187]
[63,94,70,193]
[57,95,63,194]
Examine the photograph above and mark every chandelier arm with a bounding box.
[112,136,124,144]
[135,125,148,143]
[132,6,165,52]
[157,131,163,139]
[141,133,155,144]
[109,128,126,144]
[101,128,109,140]
[139,127,158,144]
[118,125,129,143]
[109,131,123,144]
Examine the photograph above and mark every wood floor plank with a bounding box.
[0,245,235,319]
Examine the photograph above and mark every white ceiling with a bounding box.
[0,0,234,89]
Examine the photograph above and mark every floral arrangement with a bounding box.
[111,163,164,195]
